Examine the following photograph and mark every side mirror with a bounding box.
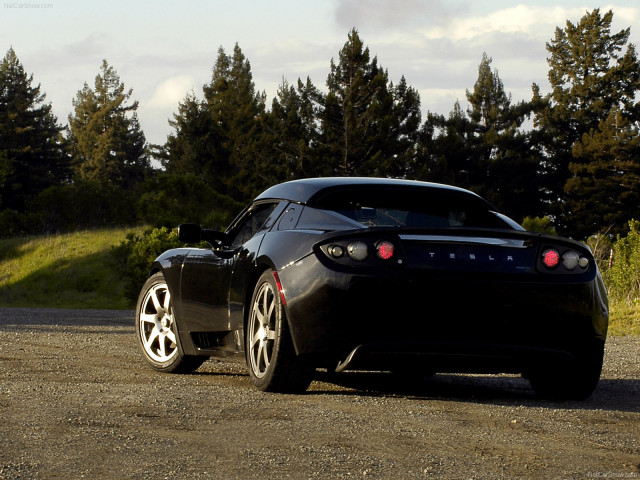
[178,224,228,248]
[178,224,202,243]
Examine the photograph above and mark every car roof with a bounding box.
[255,177,489,206]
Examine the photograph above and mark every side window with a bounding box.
[229,203,278,248]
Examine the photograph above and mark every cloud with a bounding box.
[419,5,640,44]
[148,75,195,109]
[334,0,458,31]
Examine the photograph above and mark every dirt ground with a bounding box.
[0,308,638,480]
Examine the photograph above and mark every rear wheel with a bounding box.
[246,271,312,392]
[135,272,206,373]
[527,344,604,400]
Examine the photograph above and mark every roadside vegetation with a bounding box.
[0,227,143,309]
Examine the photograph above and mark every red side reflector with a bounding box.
[272,271,286,306]
[542,249,560,268]
[376,241,395,260]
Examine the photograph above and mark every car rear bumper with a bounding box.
[279,256,608,372]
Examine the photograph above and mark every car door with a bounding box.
[179,201,284,333]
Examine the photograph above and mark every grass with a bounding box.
[0,227,638,335]
[608,301,640,336]
[0,227,144,310]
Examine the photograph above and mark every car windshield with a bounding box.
[311,187,509,229]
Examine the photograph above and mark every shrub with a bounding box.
[112,227,185,303]
[521,216,557,234]
[604,220,640,304]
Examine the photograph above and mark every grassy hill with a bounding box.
[0,227,143,310]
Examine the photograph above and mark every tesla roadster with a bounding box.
[135,177,608,399]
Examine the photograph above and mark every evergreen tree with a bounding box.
[164,44,266,201]
[533,9,640,235]
[163,92,214,180]
[202,44,266,199]
[0,47,69,209]
[321,29,420,177]
[567,109,640,236]
[415,102,474,187]
[68,60,149,190]
[262,77,325,179]
[465,54,540,219]
[415,54,538,221]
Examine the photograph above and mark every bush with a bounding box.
[521,216,557,234]
[111,227,185,303]
[604,220,640,304]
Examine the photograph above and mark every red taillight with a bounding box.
[542,249,560,268]
[376,241,395,260]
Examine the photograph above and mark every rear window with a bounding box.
[311,187,509,229]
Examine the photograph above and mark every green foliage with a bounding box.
[0,149,8,207]
[0,181,138,237]
[0,47,70,210]
[67,60,150,190]
[586,231,614,273]
[604,220,640,304]
[111,226,185,303]
[534,9,640,236]
[163,44,266,202]
[567,109,640,237]
[321,28,421,177]
[262,77,325,179]
[415,55,539,222]
[136,173,243,228]
[521,216,557,234]
[2,15,640,243]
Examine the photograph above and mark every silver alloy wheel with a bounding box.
[138,283,178,363]
[248,281,277,378]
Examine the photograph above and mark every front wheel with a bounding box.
[135,272,206,373]
[246,271,313,392]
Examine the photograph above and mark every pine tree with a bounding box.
[0,47,69,209]
[567,109,640,236]
[415,54,538,221]
[321,29,420,177]
[202,44,266,199]
[68,60,149,190]
[533,9,640,235]
[465,54,539,219]
[163,92,215,180]
[262,77,325,179]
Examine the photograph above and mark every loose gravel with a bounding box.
[0,308,638,479]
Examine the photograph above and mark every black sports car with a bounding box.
[135,177,608,399]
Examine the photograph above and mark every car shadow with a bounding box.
[308,370,640,413]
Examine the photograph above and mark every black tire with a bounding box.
[135,272,206,373]
[245,271,313,393]
[527,344,605,400]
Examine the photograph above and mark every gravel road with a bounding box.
[0,308,638,480]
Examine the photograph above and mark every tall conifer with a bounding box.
[0,47,68,209]
[68,60,149,190]
[534,9,640,235]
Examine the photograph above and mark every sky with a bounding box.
[1,0,639,147]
